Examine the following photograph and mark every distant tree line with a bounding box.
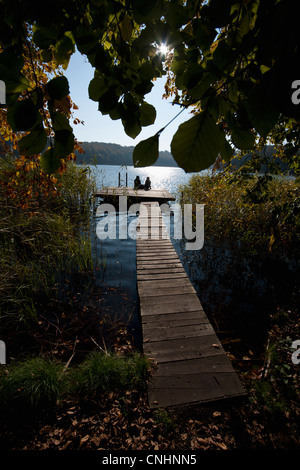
[75,141,178,167]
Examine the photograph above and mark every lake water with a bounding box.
[91,164,202,197]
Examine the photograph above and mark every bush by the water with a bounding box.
[179,172,300,259]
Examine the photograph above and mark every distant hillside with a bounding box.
[75,141,178,167]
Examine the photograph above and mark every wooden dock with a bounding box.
[94,187,176,204]
[136,201,245,409]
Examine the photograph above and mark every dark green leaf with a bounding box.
[246,84,280,138]
[0,64,29,95]
[54,129,74,157]
[32,26,58,49]
[219,132,234,162]
[230,127,256,150]
[53,32,75,68]
[119,14,133,43]
[40,128,74,175]
[133,135,159,167]
[45,76,70,100]
[132,0,158,19]
[171,110,222,172]
[52,112,72,132]
[139,101,156,126]
[109,103,124,120]
[122,117,141,139]
[40,148,61,175]
[138,62,155,81]
[88,74,108,102]
[18,125,47,156]
[192,18,216,50]
[98,90,119,114]
[7,99,37,131]
[204,0,236,28]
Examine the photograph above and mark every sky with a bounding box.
[64,50,191,152]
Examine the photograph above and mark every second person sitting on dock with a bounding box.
[144,177,151,190]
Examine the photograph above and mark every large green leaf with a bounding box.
[132,0,158,19]
[39,147,61,175]
[230,127,256,150]
[139,101,156,126]
[122,117,141,139]
[18,125,47,156]
[132,134,159,167]
[119,14,133,43]
[40,129,74,175]
[219,132,234,162]
[246,84,280,138]
[7,99,37,131]
[226,112,256,150]
[88,74,108,102]
[52,112,72,132]
[98,89,119,114]
[171,110,222,172]
[45,76,70,100]
[54,129,75,157]
[0,65,29,95]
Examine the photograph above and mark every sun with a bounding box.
[157,43,169,55]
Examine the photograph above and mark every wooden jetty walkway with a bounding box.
[94,186,176,204]
[136,201,245,409]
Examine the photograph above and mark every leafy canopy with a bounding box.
[0,0,299,174]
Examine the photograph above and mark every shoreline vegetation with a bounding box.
[0,155,299,450]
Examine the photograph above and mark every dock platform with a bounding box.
[94,187,176,204]
[136,201,245,409]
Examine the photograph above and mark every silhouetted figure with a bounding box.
[134,176,141,189]
[144,177,151,190]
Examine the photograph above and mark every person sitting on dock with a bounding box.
[134,175,142,189]
[144,177,151,190]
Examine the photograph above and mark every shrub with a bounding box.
[0,357,65,409]
[178,173,300,259]
[69,351,151,399]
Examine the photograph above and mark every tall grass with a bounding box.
[179,172,300,259]
[0,352,152,410]
[0,155,96,326]
[0,357,65,409]
[69,351,151,398]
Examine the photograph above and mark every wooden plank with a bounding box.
[137,258,185,265]
[138,278,193,288]
[137,263,184,270]
[137,268,187,280]
[138,267,184,274]
[138,284,196,297]
[94,187,175,201]
[143,322,214,342]
[141,311,209,326]
[137,241,174,247]
[148,372,245,408]
[136,252,178,261]
[139,293,204,315]
[137,272,188,281]
[137,247,175,252]
[143,335,224,363]
[154,356,235,376]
